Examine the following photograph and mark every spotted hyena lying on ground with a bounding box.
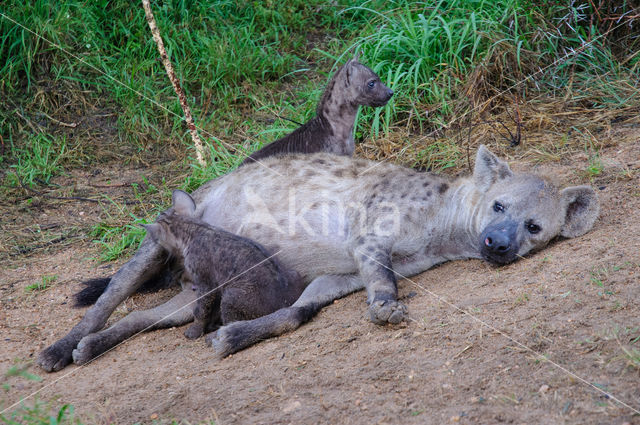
[242,56,393,164]
[37,146,599,371]
[143,189,305,340]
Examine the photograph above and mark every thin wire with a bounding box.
[0,249,282,414]
[357,19,629,176]
[0,11,283,177]
[356,248,640,415]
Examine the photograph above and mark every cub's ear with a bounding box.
[172,190,196,216]
[142,223,161,243]
[559,185,599,238]
[345,60,354,85]
[473,145,513,192]
[352,51,361,63]
[345,55,362,86]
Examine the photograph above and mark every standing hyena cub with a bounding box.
[242,57,393,164]
[144,190,305,339]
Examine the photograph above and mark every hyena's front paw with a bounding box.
[72,333,104,365]
[369,300,407,325]
[37,340,74,372]
[184,323,204,340]
[205,323,244,359]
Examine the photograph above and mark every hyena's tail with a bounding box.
[73,277,111,307]
[73,268,181,307]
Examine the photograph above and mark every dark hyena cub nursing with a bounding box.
[242,57,393,164]
[144,190,305,339]
[72,56,392,308]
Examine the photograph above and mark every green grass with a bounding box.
[90,217,151,262]
[0,0,380,153]
[2,365,80,425]
[2,0,638,176]
[25,275,57,292]
[4,133,67,188]
[1,400,79,425]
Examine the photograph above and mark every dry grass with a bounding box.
[358,93,640,173]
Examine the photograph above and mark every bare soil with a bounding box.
[2,137,640,425]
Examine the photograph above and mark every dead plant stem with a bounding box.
[141,0,206,166]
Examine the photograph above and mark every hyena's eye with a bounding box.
[367,80,376,88]
[525,220,541,234]
[493,201,505,213]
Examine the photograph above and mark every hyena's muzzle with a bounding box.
[479,219,520,265]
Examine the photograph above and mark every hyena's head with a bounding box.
[340,56,394,107]
[143,190,197,254]
[473,146,599,265]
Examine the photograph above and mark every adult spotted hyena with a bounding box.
[38,146,598,370]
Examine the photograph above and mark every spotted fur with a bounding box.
[242,58,393,164]
[38,146,599,370]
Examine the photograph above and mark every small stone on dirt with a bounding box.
[282,400,301,413]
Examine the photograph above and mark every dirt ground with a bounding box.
[1,136,640,424]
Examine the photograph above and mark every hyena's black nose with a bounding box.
[385,88,394,100]
[484,232,510,253]
[479,220,519,265]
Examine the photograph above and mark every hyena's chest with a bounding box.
[196,156,456,277]
[199,187,361,277]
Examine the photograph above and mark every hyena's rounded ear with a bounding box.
[345,53,362,85]
[559,185,599,238]
[473,145,513,192]
[142,223,161,242]
[172,190,196,216]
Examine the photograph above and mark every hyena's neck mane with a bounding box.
[315,64,359,146]
[427,178,485,261]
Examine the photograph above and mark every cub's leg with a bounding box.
[184,289,221,339]
[207,274,363,357]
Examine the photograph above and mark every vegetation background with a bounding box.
[1,0,639,423]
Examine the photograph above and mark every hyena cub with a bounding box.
[143,190,305,339]
[71,58,390,307]
[242,57,393,164]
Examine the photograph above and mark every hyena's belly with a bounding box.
[198,183,357,281]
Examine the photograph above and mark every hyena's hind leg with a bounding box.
[72,288,197,365]
[37,238,167,372]
[206,274,364,358]
[184,289,221,340]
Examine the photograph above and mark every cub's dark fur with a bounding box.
[72,57,392,308]
[143,190,305,339]
[242,57,393,164]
